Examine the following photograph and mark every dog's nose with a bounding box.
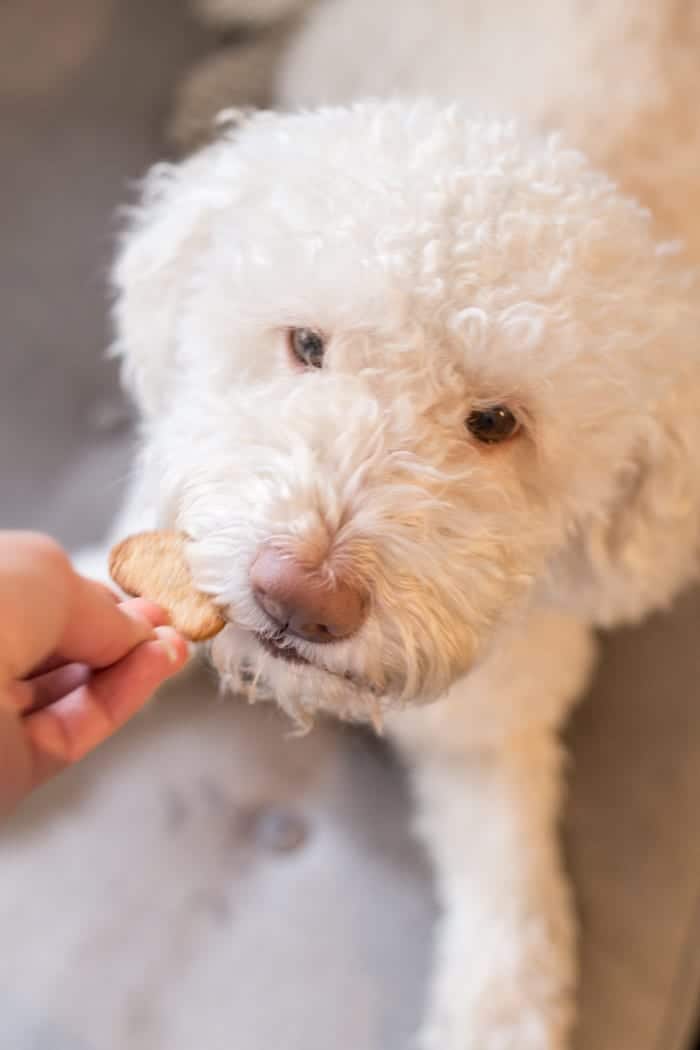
[250,546,366,644]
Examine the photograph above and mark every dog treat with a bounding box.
[109,530,226,641]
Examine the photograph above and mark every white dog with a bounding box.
[105,2,700,1047]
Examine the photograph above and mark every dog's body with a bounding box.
[105,3,700,1046]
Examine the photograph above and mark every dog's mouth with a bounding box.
[255,631,310,666]
[252,630,378,694]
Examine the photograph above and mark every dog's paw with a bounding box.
[419,975,573,1050]
[419,1014,569,1050]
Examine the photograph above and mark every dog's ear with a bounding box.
[555,389,700,626]
[111,109,258,417]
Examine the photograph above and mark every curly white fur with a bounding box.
[107,4,700,1047]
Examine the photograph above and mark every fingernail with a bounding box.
[154,626,184,665]
[126,598,173,626]
[121,605,157,640]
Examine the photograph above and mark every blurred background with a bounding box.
[1,3,700,1049]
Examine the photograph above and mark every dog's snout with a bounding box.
[250,546,366,644]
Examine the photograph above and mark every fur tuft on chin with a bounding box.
[210,623,397,732]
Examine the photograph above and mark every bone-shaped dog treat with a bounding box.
[109,530,226,641]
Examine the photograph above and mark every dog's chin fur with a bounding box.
[210,624,396,731]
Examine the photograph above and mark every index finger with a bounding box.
[0,532,155,683]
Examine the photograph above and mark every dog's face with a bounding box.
[115,103,700,726]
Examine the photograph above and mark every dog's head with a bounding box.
[113,102,700,725]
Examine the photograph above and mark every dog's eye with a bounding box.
[465,406,520,444]
[289,328,325,368]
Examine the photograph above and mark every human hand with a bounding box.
[0,532,189,817]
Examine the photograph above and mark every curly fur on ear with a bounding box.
[551,385,700,626]
[111,111,259,416]
[112,153,219,416]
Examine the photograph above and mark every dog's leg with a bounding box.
[392,611,595,1050]
[413,730,575,1050]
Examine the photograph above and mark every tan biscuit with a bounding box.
[109,530,226,641]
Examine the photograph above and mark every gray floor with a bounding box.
[2,3,700,1050]
[0,0,209,548]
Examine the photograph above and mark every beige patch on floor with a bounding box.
[0,0,115,97]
